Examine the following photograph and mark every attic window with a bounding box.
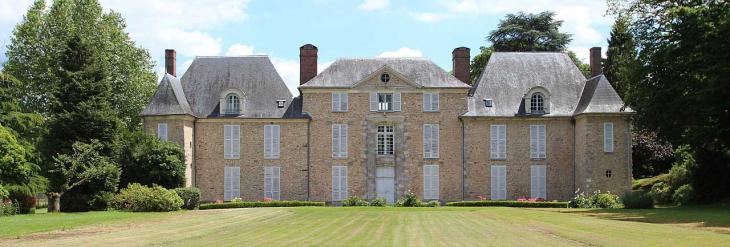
[530,93,545,114]
[225,93,240,115]
[483,99,493,107]
[276,100,286,108]
[380,73,390,83]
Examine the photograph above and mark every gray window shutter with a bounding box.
[432,93,439,111]
[490,125,498,159]
[393,92,402,111]
[538,125,546,158]
[332,93,339,112]
[604,122,614,152]
[340,124,347,157]
[264,126,272,158]
[530,125,538,158]
[423,125,431,158]
[423,93,431,112]
[232,125,240,158]
[332,125,339,157]
[272,125,280,158]
[370,92,377,111]
[341,93,348,112]
[224,125,231,158]
[431,124,439,158]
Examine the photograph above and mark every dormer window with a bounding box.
[525,87,550,115]
[530,93,545,113]
[276,100,286,108]
[226,93,240,115]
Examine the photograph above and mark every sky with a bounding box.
[0,0,615,96]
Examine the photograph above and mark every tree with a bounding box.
[604,15,637,98]
[119,131,186,189]
[47,141,120,212]
[4,0,156,129]
[488,12,572,52]
[0,125,33,185]
[468,46,493,85]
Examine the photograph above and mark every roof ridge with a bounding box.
[195,55,270,58]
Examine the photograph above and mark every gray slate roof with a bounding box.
[464,52,588,117]
[180,56,297,118]
[300,58,471,88]
[141,74,193,116]
[574,75,632,115]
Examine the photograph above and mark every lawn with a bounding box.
[1,206,729,246]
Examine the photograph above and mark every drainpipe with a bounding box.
[460,117,466,201]
[571,118,576,196]
[306,113,312,201]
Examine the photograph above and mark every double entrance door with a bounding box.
[376,167,395,204]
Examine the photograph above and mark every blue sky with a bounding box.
[0,0,614,95]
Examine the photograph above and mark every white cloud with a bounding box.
[377,47,423,58]
[359,0,389,11]
[409,12,448,23]
[271,58,333,96]
[226,44,255,56]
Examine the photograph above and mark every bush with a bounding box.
[111,183,183,212]
[174,187,201,210]
[1,200,18,216]
[119,131,186,189]
[446,200,568,208]
[622,190,654,209]
[342,196,368,206]
[672,184,694,205]
[632,174,669,191]
[426,200,440,207]
[199,201,325,210]
[0,185,7,200]
[396,191,421,207]
[571,191,623,208]
[369,198,387,207]
[649,182,673,204]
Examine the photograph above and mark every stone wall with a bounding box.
[574,114,632,196]
[143,115,195,187]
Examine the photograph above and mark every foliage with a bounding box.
[174,187,201,210]
[649,182,672,205]
[603,15,638,99]
[622,190,654,209]
[468,46,493,85]
[632,130,675,178]
[446,200,568,208]
[673,184,694,205]
[119,131,186,189]
[199,201,325,209]
[0,124,33,185]
[4,0,157,129]
[111,183,183,212]
[1,200,18,216]
[567,51,591,78]
[395,191,421,207]
[488,11,571,52]
[342,196,369,206]
[0,72,44,162]
[632,174,668,191]
[426,201,440,207]
[571,191,623,209]
[0,184,7,199]
[369,198,387,207]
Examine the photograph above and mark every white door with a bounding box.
[376,167,395,204]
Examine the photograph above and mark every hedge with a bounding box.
[445,200,569,208]
[199,201,325,210]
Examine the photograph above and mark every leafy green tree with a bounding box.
[119,131,186,189]
[604,16,637,98]
[0,125,33,185]
[4,0,156,129]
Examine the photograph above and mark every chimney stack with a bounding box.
[452,47,470,84]
[299,44,318,85]
[589,47,602,77]
[165,49,176,77]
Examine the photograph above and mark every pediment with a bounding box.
[352,65,421,90]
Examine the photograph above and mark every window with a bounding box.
[423,165,439,200]
[377,125,394,155]
[490,125,507,159]
[224,125,240,159]
[604,122,614,152]
[605,169,612,178]
[264,166,280,200]
[423,124,439,158]
[225,93,240,114]
[530,93,545,114]
[276,100,286,108]
[223,167,240,201]
[530,165,547,199]
[332,124,348,158]
[264,125,280,159]
[331,93,349,112]
[490,165,507,200]
[157,123,168,141]
[423,93,439,112]
[380,73,390,83]
[332,166,348,201]
[370,92,401,112]
[530,125,546,159]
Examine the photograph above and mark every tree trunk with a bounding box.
[48,192,61,213]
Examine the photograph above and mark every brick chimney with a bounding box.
[165,49,176,77]
[452,47,470,83]
[589,47,602,77]
[299,44,318,85]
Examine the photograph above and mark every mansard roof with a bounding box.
[574,75,633,115]
[141,74,193,116]
[180,56,298,118]
[300,57,471,89]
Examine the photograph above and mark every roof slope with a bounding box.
[465,52,587,117]
[141,74,193,116]
[300,57,471,88]
[180,56,296,118]
[574,75,633,115]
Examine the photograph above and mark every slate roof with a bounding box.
[300,57,471,88]
[180,56,298,118]
[574,75,633,115]
[141,74,193,116]
[464,52,588,117]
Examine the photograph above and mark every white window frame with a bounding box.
[422,92,439,112]
[530,124,546,159]
[224,125,240,159]
[370,92,401,112]
[332,166,348,201]
[157,123,168,141]
[332,124,348,158]
[331,92,349,112]
[530,165,547,199]
[377,125,394,155]
[423,124,439,159]
[490,125,506,160]
[423,165,439,200]
[604,122,614,153]
[264,166,280,200]
[264,125,280,159]
[490,165,507,200]
[224,166,240,201]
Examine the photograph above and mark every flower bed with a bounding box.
[445,200,568,208]
[199,201,325,210]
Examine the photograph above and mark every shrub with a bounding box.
[118,131,186,189]
[571,191,622,208]
[426,200,440,207]
[397,191,421,207]
[672,184,694,205]
[649,182,672,204]
[199,201,325,210]
[446,200,568,208]
[174,187,201,210]
[632,174,669,191]
[0,185,7,200]
[369,198,387,207]
[111,183,183,212]
[1,200,18,216]
[622,190,654,209]
[342,196,368,206]
[231,197,243,202]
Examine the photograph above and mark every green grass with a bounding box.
[560,204,730,232]
[632,174,669,190]
[1,206,729,246]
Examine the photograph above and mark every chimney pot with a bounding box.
[589,47,602,77]
[299,44,318,85]
[165,49,176,77]
[452,47,471,84]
